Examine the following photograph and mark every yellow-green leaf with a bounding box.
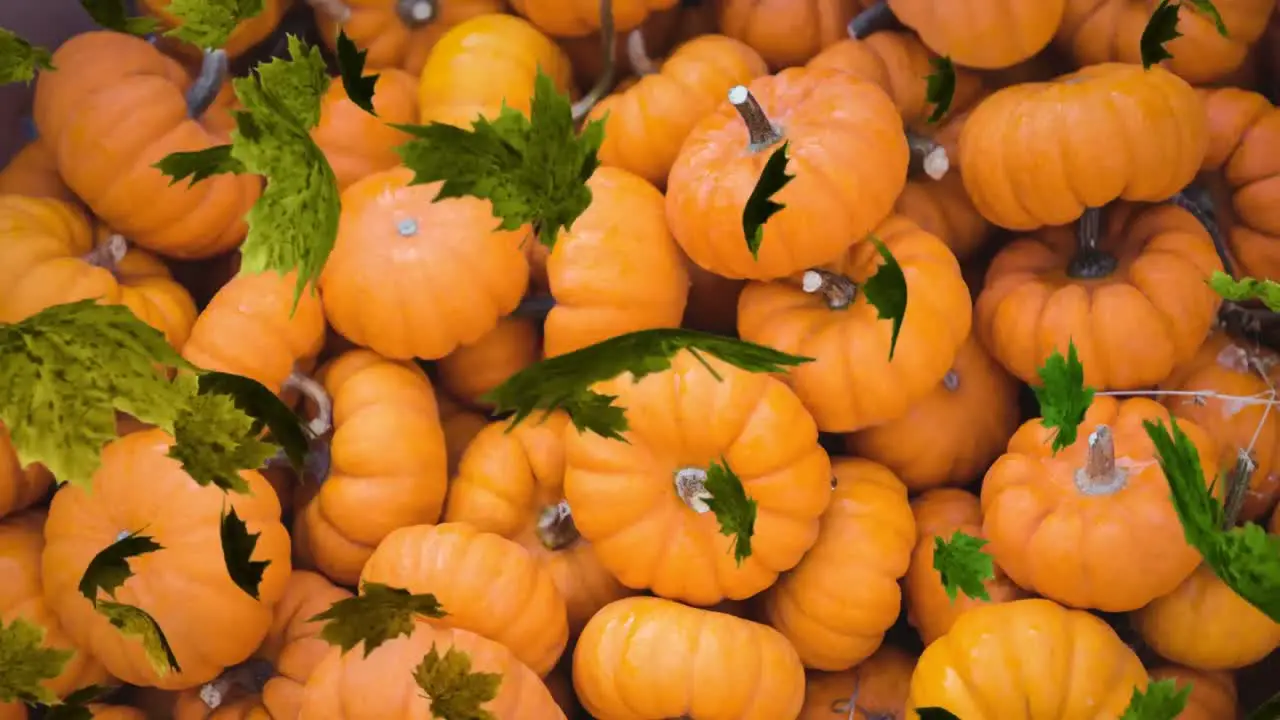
[1032,340,1095,454]
[0,29,54,85]
[414,644,502,720]
[0,617,74,705]
[310,582,446,657]
[163,0,266,50]
[94,602,180,676]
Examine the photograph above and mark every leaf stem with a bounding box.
[674,466,712,513]
[907,130,950,180]
[847,0,900,38]
[802,269,857,310]
[535,500,580,550]
[1066,207,1117,279]
[396,0,438,26]
[82,234,128,272]
[284,370,333,438]
[571,0,618,121]
[626,28,659,76]
[1074,425,1128,495]
[728,85,783,151]
[186,49,229,119]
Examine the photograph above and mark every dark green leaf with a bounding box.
[335,29,378,116]
[196,370,308,472]
[916,710,962,720]
[1033,341,1095,453]
[741,140,793,259]
[77,531,163,603]
[310,582,447,657]
[701,459,757,565]
[79,0,159,35]
[43,685,113,720]
[153,145,246,187]
[933,531,994,602]
[220,505,270,600]
[1140,0,1182,68]
[861,236,908,361]
[1119,678,1191,720]
[414,644,502,720]
[924,56,956,123]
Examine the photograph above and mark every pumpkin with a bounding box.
[292,350,449,586]
[0,196,198,349]
[975,203,1224,390]
[890,174,992,260]
[844,335,1019,491]
[1055,0,1275,84]
[542,167,689,357]
[417,14,577,127]
[1147,666,1238,720]
[510,0,679,37]
[311,69,419,192]
[259,571,353,720]
[905,598,1147,717]
[665,67,909,281]
[0,138,74,201]
[738,215,972,433]
[798,645,915,720]
[562,351,834,605]
[717,0,871,70]
[903,488,1029,645]
[300,620,566,718]
[443,414,634,634]
[360,522,569,675]
[573,596,806,719]
[85,707,147,720]
[763,458,915,670]
[436,394,488,476]
[0,425,54,520]
[1132,563,1280,670]
[981,397,1216,612]
[319,167,530,361]
[584,34,768,188]
[314,0,507,76]
[139,0,293,60]
[436,316,541,410]
[1159,332,1280,521]
[958,64,1206,231]
[42,429,292,688]
[854,0,1067,70]
[32,32,260,259]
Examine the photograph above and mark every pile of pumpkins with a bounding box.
[2,0,1280,717]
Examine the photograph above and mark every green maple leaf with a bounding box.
[77,531,164,603]
[195,370,309,473]
[42,685,113,720]
[95,602,180,676]
[861,235,908,361]
[1207,271,1280,312]
[310,582,447,658]
[1033,340,1096,454]
[933,531,994,602]
[0,617,74,705]
[169,375,278,494]
[163,0,265,50]
[78,0,159,36]
[221,505,271,600]
[414,644,503,720]
[741,141,793,259]
[1184,0,1228,35]
[1140,0,1182,67]
[1119,678,1191,720]
[702,459,757,564]
[335,29,378,116]
[0,29,54,85]
[924,56,956,123]
[154,145,246,186]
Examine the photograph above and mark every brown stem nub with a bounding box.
[571,0,618,121]
[187,49,229,119]
[536,500,580,550]
[907,130,950,180]
[1074,425,1128,495]
[847,0,900,38]
[513,293,556,318]
[198,659,274,709]
[396,0,438,26]
[674,467,712,513]
[728,85,783,151]
[1066,207,1117,279]
[83,233,128,271]
[802,269,857,310]
[1222,449,1256,530]
[942,369,960,392]
[284,370,333,439]
[626,27,659,76]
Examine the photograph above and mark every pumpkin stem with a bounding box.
[305,0,352,22]
[1066,207,1117,279]
[535,499,581,550]
[847,0,901,38]
[396,0,438,26]
[198,658,274,709]
[674,466,713,513]
[571,0,618,121]
[1222,449,1256,529]
[1169,182,1233,276]
[907,130,949,180]
[728,85,782,151]
[186,49,229,119]
[802,269,857,310]
[513,293,556,319]
[1074,425,1128,495]
[942,369,960,392]
[284,370,333,439]
[626,28,660,76]
[82,233,128,272]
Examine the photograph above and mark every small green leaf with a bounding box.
[482,328,814,440]
[924,56,956,123]
[1140,0,1182,68]
[94,601,181,675]
[1120,678,1191,720]
[0,617,74,705]
[861,235,908,361]
[169,374,278,493]
[310,582,447,658]
[78,0,159,36]
[196,370,309,472]
[77,531,163,603]
[741,140,793,259]
[1033,340,1096,454]
[701,459,757,565]
[933,530,994,602]
[1207,271,1280,312]
[42,685,113,720]
[915,710,962,720]
[0,29,54,85]
[163,0,266,50]
[1183,0,1228,36]
[153,145,246,186]
[220,505,270,600]
[413,644,503,720]
[335,29,378,116]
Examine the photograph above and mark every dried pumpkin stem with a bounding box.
[1169,182,1233,276]
[907,130,950,180]
[571,0,618,121]
[1066,207,1117,279]
[626,28,660,76]
[674,467,713,514]
[847,0,901,39]
[942,369,960,392]
[1222,449,1257,530]
[186,49,229,119]
[536,499,581,550]
[198,658,274,709]
[396,0,438,26]
[513,293,556,318]
[1074,425,1128,495]
[284,370,333,438]
[82,233,128,272]
[728,85,783,151]
[305,0,352,22]
[802,269,857,310]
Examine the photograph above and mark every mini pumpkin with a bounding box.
[0,138,74,201]
[314,0,506,76]
[509,0,678,37]
[311,68,419,192]
[853,0,1067,70]
[717,0,872,70]
[436,394,488,476]
[798,645,915,720]
[259,571,353,719]
[436,317,542,410]
[140,0,293,60]
[0,425,52,520]
[1147,665,1238,720]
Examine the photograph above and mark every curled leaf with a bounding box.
[310,582,447,657]
[78,531,164,603]
[741,141,793,259]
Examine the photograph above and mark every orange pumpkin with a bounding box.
[584,34,768,188]
[958,64,1206,231]
[0,196,198,349]
[139,0,293,59]
[436,316,541,410]
[890,174,992,260]
[903,488,1029,645]
[315,0,506,76]
[982,397,1216,612]
[0,425,54,521]
[0,138,74,201]
[436,393,488,476]
[1147,665,1238,720]
[443,414,634,634]
[666,67,908,281]
[311,69,419,192]
[417,14,577,127]
[859,0,1067,70]
[42,429,292,689]
[905,599,1147,717]
[562,351,834,605]
[738,215,972,433]
[292,350,449,586]
[32,32,259,259]
[319,167,530,361]
[510,0,678,36]
[543,167,689,357]
[717,0,870,70]
[574,596,806,719]
[259,571,353,719]
[798,645,915,720]
[763,458,915,670]
[975,203,1223,390]
[360,522,569,675]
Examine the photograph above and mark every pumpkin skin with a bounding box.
[717,0,868,70]
[311,69,418,192]
[0,139,74,201]
[543,167,689,357]
[845,335,1019,491]
[292,350,449,586]
[666,67,909,281]
[140,0,292,59]
[975,203,1223,390]
[360,522,569,675]
[738,215,972,433]
[259,571,353,720]
[891,174,991,261]
[0,196,198,349]
[437,394,488,476]
[563,351,834,605]
[885,0,1067,70]
[0,426,52,521]
[905,599,1147,717]
[1055,0,1275,84]
[509,0,678,36]
[1147,666,1237,720]
[1132,563,1280,670]
[958,64,1206,230]
[763,458,915,670]
[316,0,506,76]
[981,397,1216,612]
[903,489,1029,645]
[798,645,915,720]
[417,14,577,127]
[301,620,564,719]
[573,596,806,720]
[443,414,634,634]
[42,429,292,689]
[319,167,530,361]
[32,32,260,259]
[585,34,768,188]
[436,316,541,410]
